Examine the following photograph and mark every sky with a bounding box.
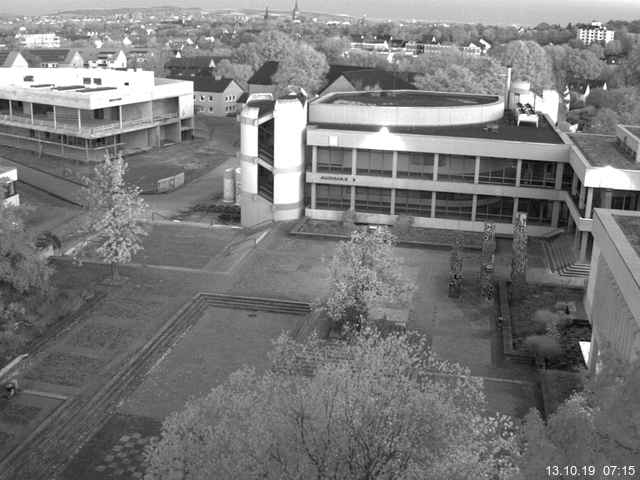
[3,0,640,26]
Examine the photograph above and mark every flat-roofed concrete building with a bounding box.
[238,80,640,266]
[0,68,194,162]
[584,209,640,368]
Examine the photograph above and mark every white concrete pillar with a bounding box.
[555,162,564,190]
[351,148,357,175]
[30,103,34,124]
[119,105,123,129]
[8,100,12,119]
[310,183,316,209]
[512,198,519,223]
[77,109,82,132]
[240,109,259,197]
[602,189,613,209]
[392,151,398,179]
[585,187,594,219]
[579,183,586,210]
[390,188,396,215]
[579,232,589,262]
[311,146,317,173]
[515,159,522,187]
[53,105,57,129]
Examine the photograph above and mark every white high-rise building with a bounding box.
[577,21,615,45]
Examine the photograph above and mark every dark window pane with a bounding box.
[517,198,553,225]
[397,152,434,179]
[316,184,351,210]
[475,195,514,223]
[395,189,432,217]
[356,149,392,176]
[355,187,391,214]
[317,147,351,174]
[478,157,517,185]
[520,160,556,188]
[435,192,473,220]
[437,154,476,183]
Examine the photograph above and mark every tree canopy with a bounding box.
[79,153,149,280]
[491,40,554,90]
[272,42,329,96]
[318,228,414,331]
[519,348,640,471]
[145,329,518,480]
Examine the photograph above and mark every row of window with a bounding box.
[313,185,554,225]
[313,147,559,188]
[196,95,237,102]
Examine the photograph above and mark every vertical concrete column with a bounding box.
[310,184,316,209]
[350,148,357,210]
[77,109,81,132]
[8,100,12,119]
[52,105,57,129]
[351,148,357,175]
[579,232,589,262]
[392,151,398,179]
[431,192,436,218]
[512,198,519,223]
[578,183,586,210]
[515,159,522,187]
[311,146,317,173]
[602,189,613,209]
[30,103,34,124]
[432,153,439,181]
[585,187,594,218]
[390,189,396,215]
[85,138,89,162]
[571,173,578,196]
[471,194,477,221]
[474,156,480,184]
[551,201,560,228]
[574,227,581,252]
[119,105,123,129]
[555,163,564,190]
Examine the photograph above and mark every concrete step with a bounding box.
[202,293,311,315]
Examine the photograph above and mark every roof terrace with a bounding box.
[319,90,499,107]
[569,133,640,171]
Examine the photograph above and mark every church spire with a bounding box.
[264,5,270,20]
[292,0,299,20]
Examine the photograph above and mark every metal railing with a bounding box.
[0,112,178,137]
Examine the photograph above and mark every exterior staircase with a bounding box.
[202,293,311,315]
[542,234,590,278]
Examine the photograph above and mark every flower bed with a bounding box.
[508,283,588,371]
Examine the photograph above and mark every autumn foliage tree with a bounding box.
[318,228,414,332]
[145,329,519,480]
[79,153,149,281]
[519,348,640,472]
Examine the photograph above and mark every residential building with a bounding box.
[238,78,640,269]
[0,51,28,68]
[18,33,61,48]
[0,163,19,207]
[247,60,280,95]
[584,208,640,368]
[22,49,84,68]
[577,21,615,45]
[190,77,244,116]
[0,68,194,163]
[165,56,222,77]
[568,79,607,105]
[81,49,128,69]
[321,68,416,95]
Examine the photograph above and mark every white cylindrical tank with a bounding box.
[234,167,241,205]
[223,168,235,203]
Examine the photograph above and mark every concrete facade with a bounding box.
[0,68,194,162]
[584,209,640,368]
[0,164,19,206]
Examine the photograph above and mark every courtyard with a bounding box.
[0,222,552,479]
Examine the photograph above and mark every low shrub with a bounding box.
[523,334,562,359]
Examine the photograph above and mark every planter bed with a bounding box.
[291,218,483,249]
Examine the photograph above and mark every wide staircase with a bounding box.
[542,234,590,278]
[202,293,311,315]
